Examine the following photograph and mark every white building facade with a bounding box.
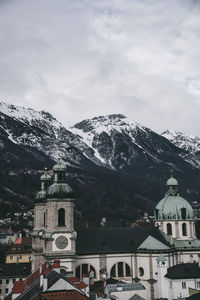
[32,162,200,300]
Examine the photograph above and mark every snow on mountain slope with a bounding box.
[0,102,101,167]
[71,114,187,171]
[161,130,200,168]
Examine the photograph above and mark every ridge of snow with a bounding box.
[0,101,62,129]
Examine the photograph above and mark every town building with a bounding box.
[5,237,32,264]
[0,262,31,300]
[30,160,200,299]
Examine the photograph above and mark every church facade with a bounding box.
[32,160,200,300]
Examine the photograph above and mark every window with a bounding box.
[6,279,9,284]
[182,223,187,236]
[12,279,15,283]
[196,282,200,289]
[170,281,172,289]
[58,208,65,226]
[10,256,13,260]
[19,255,22,260]
[182,282,186,289]
[110,262,131,278]
[155,209,159,219]
[43,212,46,226]
[6,288,8,294]
[0,289,1,294]
[76,264,96,279]
[181,208,186,219]
[0,280,2,284]
[167,223,172,235]
[139,267,144,276]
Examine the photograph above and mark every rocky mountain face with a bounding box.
[1,102,200,225]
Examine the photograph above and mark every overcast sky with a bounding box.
[0,0,200,134]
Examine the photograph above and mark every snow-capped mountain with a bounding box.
[71,114,189,171]
[0,102,101,168]
[161,130,200,168]
[1,102,200,222]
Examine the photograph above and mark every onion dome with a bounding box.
[154,173,194,220]
[36,190,46,201]
[46,158,74,199]
[53,157,66,172]
[40,171,51,181]
[167,176,178,187]
[47,182,73,199]
[36,168,52,202]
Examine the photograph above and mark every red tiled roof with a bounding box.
[82,274,88,277]
[12,280,26,294]
[14,238,22,244]
[26,268,40,286]
[75,282,87,289]
[68,276,80,283]
[40,290,89,299]
[52,259,60,268]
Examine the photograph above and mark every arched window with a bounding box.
[139,267,144,276]
[155,209,159,219]
[43,212,46,226]
[167,223,172,235]
[110,262,131,278]
[76,264,96,279]
[193,223,196,236]
[181,208,186,220]
[182,223,187,236]
[58,208,65,226]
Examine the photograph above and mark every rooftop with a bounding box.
[165,263,200,279]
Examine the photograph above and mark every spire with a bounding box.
[36,168,52,202]
[52,157,66,183]
[166,170,178,196]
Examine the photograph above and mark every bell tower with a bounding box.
[32,159,76,275]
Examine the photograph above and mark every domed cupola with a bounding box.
[47,158,73,199]
[154,172,196,239]
[36,168,52,202]
[154,172,194,221]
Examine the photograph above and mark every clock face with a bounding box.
[55,235,68,249]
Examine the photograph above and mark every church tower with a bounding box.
[32,159,76,275]
[154,172,195,240]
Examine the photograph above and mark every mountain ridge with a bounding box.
[1,102,200,224]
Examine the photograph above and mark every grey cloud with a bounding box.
[0,0,200,135]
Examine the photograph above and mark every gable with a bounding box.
[138,235,170,250]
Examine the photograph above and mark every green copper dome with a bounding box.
[47,183,73,199]
[53,161,66,172]
[167,177,178,186]
[40,172,51,181]
[155,195,194,220]
[36,190,46,201]
[155,173,194,220]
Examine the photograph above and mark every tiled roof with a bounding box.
[75,282,87,289]
[165,263,200,279]
[106,282,145,292]
[0,262,31,278]
[39,290,89,299]
[13,280,26,294]
[6,237,32,254]
[76,226,171,255]
[68,276,80,283]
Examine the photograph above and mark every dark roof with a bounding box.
[76,226,171,255]
[187,293,200,300]
[165,263,200,279]
[6,237,32,254]
[0,262,31,278]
